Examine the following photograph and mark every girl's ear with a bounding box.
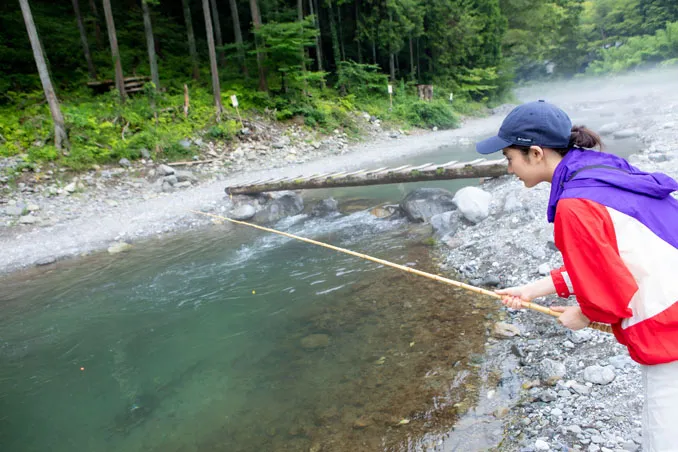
[529,145,545,162]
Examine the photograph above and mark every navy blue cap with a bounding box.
[476,100,573,155]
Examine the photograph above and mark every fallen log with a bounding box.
[225,158,508,195]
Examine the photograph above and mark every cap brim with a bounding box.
[475,135,512,155]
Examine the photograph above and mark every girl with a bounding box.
[475,100,678,451]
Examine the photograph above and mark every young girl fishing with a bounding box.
[475,100,678,451]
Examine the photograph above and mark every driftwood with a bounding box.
[167,158,219,166]
[225,158,508,195]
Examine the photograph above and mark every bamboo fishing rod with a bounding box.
[189,210,612,334]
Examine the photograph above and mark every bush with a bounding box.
[393,100,459,129]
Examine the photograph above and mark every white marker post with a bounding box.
[231,94,244,128]
[388,84,393,108]
[449,92,454,103]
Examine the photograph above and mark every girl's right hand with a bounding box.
[495,286,532,310]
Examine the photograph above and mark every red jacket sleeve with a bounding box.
[554,198,636,324]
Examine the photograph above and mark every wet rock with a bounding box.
[583,365,616,385]
[119,158,131,168]
[255,191,304,224]
[540,359,566,385]
[36,256,57,266]
[430,211,461,235]
[158,164,175,176]
[311,198,339,217]
[108,242,132,254]
[613,129,639,139]
[230,204,257,221]
[598,122,620,136]
[492,322,521,338]
[453,186,492,224]
[399,188,457,222]
[300,334,330,349]
[352,416,372,429]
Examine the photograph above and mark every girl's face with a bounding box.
[502,147,549,188]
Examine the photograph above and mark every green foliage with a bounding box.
[392,99,459,129]
[335,61,389,95]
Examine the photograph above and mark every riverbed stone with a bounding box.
[311,198,339,217]
[540,359,566,385]
[453,186,492,224]
[399,188,457,222]
[583,365,616,385]
[492,322,521,338]
[108,242,132,254]
[300,334,330,349]
[158,164,175,176]
[254,191,304,224]
[430,211,461,235]
[175,170,198,183]
[230,204,257,221]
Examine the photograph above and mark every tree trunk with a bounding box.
[409,36,415,81]
[19,0,69,150]
[309,0,323,73]
[336,3,345,61]
[141,0,159,87]
[182,0,200,80]
[72,0,96,79]
[209,0,226,67]
[202,0,223,120]
[355,0,362,63]
[227,0,247,76]
[371,40,376,64]
[297,0,307,92]
[389,53,395,82]
[416,37,420,80]
[249,0,268,92]
[102,0,126,102]
[327,0,341,69]
[88,0,103,47]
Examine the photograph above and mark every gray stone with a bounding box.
[534,439,550,451]
[158,164,175,176]
[504,192,525,213]
[230,204,257,221]
[163,175,178,185]
[453,186,492,224]
[430,211,461,235]
[540,358,566,385]
[583,365,616,385]
[598,122,620,136]
[492,322,521,338]
[568,329,594,344]
[539,389,557,402]
[254,192,304,224]
[108,242,132,254]
[179,139,191,149]
[27,204,40,212]
[36,256,57,266]
[174,170,197,183]
[175,181,191,189]
[19,215,38,224]
[399,188,457,222]
[5,206,24,216]
[608,354,634,370]
[119,158,131,168]
[538,263,551,275]
[161,181,174,192]
[571,382,591,395]
[311,198,339,217]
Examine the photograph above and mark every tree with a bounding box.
[202,0,223,119]
[209,0,226,67]
[71,0,96,79]
[308,0,324,77]
[249,0,268,91]
[102,0,126,102]
[18,0,69,150]
[141,0,159,88]
[228,0,248,75]
[182,0,200,79]
[87,0,103,47]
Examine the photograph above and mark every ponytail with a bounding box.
[514,125,604,157]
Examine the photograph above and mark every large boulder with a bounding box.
[430,210,461,236]
[254,191,304,224]
[399,188,457,222]
[230,204,257,221]
[453,186,492,224]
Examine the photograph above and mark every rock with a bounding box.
[254,192,304,224]
[494,406,510,418]
[230,204,257,221]
[430,211,461,236]
[36,256,57,266]
[534,439,550,450]
[140,148,151,159]
[613,129,638,139]
[503,192,524,213]
[64,182,78,193]
[272,136,291,148]
[105,199,119,207]
[608,354,634,370]
[174,170,197,183]
[4,206,24,216]
[540,358,566,385]
[568,329,593,344]
[492,322,521,338]
[161,181,174,192]
[300,334,330,349]
[311,198,339,217]
[175,181,191,189]
[538,263,551,275]
[179,139,191,150]
[119,158,131,168]
[399,188,457,222]
[570,382,591,395]
[352,416,372,429]
[108,242,132,254]
[163,175,178,185]
[583,365,616,385]
[19,215,38,224]
[27,204,40,212]
[598,122,620,136]
[453,186,492,224]
[157,164,175,176]
[539,389,557,402]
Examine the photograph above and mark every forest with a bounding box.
[1,0,677,169]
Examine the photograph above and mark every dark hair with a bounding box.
[513,125,603,157]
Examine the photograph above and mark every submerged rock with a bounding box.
[452,186,491,224]
[492,322,521,338]
[230,204,257,221]
[300,334,330,349]
[399,188,456,222]
[255,191,304,224]
[311,198,339,217]
[430,211,461,236]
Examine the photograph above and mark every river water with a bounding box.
[0,136,641,452]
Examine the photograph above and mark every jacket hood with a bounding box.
[547,149,678,222]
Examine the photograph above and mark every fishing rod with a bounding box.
[189,209,612,334]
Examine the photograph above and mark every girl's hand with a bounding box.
[551,306,590,330]
[495,286,533,310]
